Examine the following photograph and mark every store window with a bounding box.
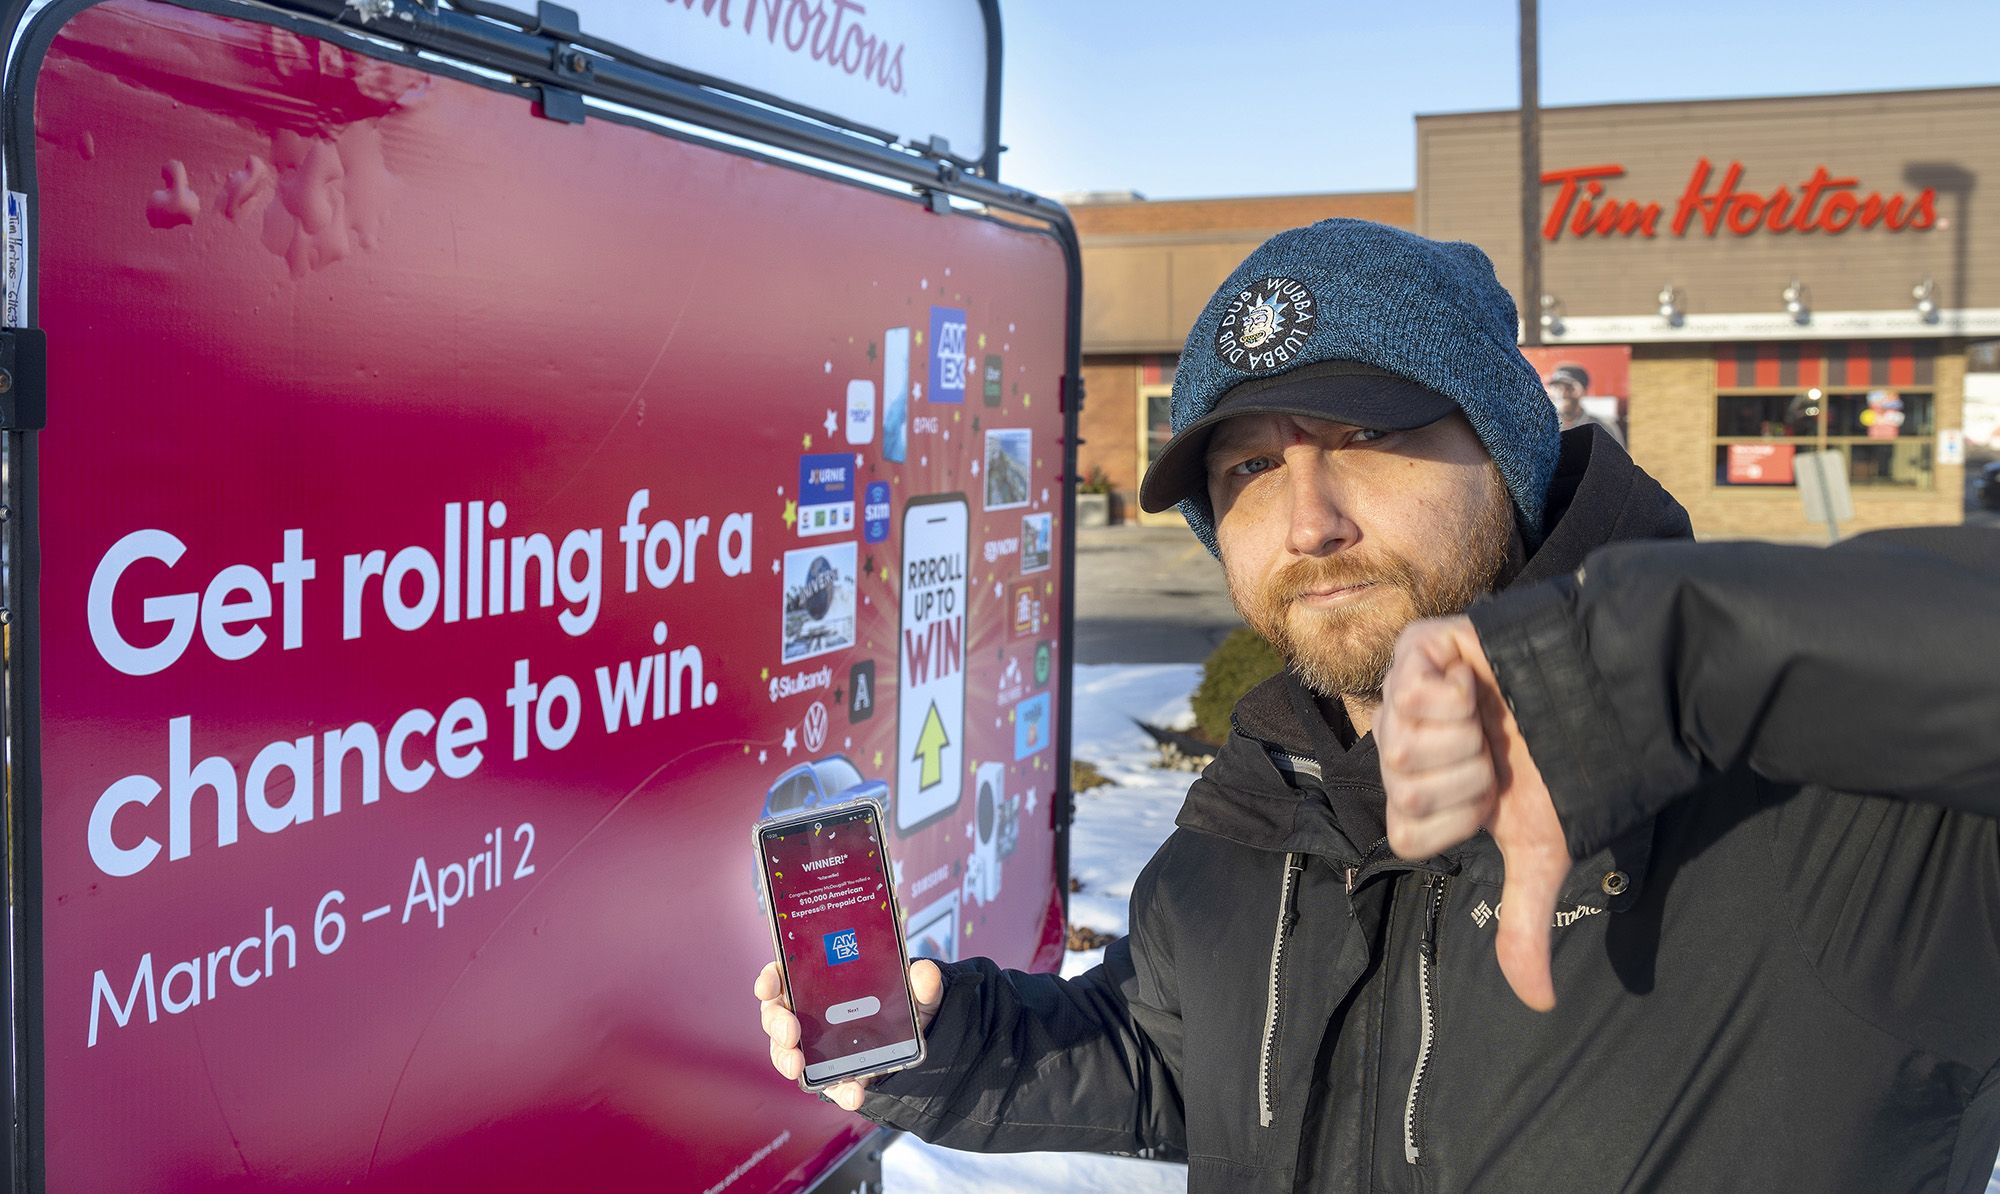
[1712,343,1936,490]
[1141,385,1174,476]
[1133,354,1184,526]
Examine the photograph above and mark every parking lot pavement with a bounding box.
[1073,523,1241,666]
[1073,475,1999,670]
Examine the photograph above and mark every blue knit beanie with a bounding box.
[1151,219,1560,556]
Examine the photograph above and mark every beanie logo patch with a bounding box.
[1215,276,1317,374]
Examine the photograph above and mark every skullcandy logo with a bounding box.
[769,666,833,703]
[1215,275,1317,374]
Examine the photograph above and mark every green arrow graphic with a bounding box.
[913,701,950,790]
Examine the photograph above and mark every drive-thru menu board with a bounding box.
[16,3,1071,1190]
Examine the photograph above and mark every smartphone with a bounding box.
[755,798,925,1090]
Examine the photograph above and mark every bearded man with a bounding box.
[753,220,2000,1193]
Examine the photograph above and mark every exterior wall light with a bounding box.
[1782,279,1810,324]
[1912,276,1938,322]
[1539,294,1565,337]
[1657,283,1685,327]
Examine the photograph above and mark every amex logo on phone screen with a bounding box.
[823,929,860,965]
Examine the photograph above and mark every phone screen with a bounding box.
[759,804,920,1085]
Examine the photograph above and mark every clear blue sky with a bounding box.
[996,0,2000,199]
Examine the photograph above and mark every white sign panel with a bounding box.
[1795,450,1854,527]
[1938,429,1965,467]
[572,0,992,162]
[897,494,966,835]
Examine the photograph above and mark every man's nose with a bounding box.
[1282,446,1357,557]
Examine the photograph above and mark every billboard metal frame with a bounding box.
[0,0,1080,1187]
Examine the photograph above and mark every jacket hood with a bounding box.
[1177,425,1692,856]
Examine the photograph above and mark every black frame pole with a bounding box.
[1520,0,1542,347]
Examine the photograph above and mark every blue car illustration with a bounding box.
[754,754,889,911]
[761,753,889,821]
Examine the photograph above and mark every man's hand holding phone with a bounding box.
[755,959,945,1110]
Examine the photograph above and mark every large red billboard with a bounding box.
[15,2,1072,1189]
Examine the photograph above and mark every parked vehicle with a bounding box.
[1977,461,2000,510]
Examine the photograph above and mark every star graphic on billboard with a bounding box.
[783,727,797,756]
[824,409,838,435]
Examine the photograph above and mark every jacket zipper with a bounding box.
[1257,851,1305,1128]
[1403,873,1449,1164]
[1268,748,1322,783]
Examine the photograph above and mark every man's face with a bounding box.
[1206,411,1514,700]
[1546,379,1584,417]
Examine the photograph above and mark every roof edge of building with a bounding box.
[1415,81,2000,123]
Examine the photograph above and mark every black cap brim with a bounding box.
[1138,361,1458,513]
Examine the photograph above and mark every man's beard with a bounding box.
[1230,469,1517,700]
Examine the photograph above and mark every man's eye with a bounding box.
[1228,456,1276,477]
[1353,428,1391,444]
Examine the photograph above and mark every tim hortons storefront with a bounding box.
[1071,85,1995,539]
[1418,84,1998,538]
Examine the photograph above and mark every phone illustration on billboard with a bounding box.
[896,493,968,835]
[882,326,910,463]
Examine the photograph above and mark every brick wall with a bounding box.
[1079,357,1140,507]
[1069,192,1413,238]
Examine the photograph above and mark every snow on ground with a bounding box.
[883,663,1200,1193]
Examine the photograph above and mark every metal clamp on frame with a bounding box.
[0,327,46,430]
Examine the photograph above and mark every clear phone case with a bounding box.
[752,797,928,1092]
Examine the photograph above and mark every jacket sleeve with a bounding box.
[854,842,1187,1156]
[1467,526,2000,858]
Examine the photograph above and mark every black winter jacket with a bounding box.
[859,428,2000,1193]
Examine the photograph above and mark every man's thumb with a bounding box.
[911,959,945,1020]
[1493,847,1566,1012]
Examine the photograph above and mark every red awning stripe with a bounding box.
[1715,340,1932,390]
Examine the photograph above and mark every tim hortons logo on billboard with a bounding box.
[669,0,907,95]
[1540,159,1938,242]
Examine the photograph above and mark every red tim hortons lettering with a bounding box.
[673,0,909,96]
